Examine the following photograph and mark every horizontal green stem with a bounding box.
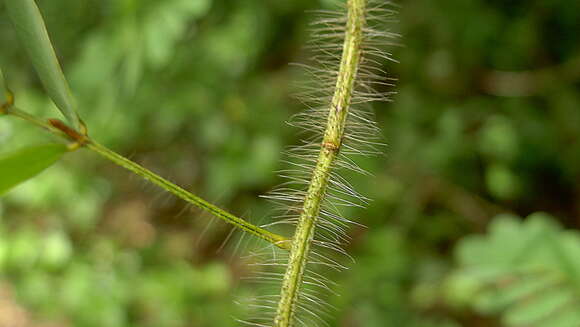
[4,108,291,250]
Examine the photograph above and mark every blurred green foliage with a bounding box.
[0,0,579,326]
[445,213,580,327]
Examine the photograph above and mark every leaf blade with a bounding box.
[0,144,68,196]
[4,0,80,128]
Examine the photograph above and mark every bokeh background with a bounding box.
[1,0,580,326]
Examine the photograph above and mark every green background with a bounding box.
[1,0,580,326]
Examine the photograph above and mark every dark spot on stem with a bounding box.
[48,118,89,145]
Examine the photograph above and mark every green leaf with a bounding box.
[0,144,68,196]
[4,0,80,128]
[503,287,574,326]
[445,213,580,326]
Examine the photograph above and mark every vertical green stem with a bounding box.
[274,0,366,326]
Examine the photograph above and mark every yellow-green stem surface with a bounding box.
[274,0,367,325]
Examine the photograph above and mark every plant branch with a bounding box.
[274,0,367,325]
[3,108,291,250]
[7,107,69,140]
[85,141,290,250]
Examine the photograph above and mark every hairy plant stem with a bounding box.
[86,142,290,249]
[274,0,366,326]
[3,108,290,250]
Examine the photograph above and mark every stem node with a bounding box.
[48,118,89,148]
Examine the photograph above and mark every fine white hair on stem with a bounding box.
[239,0,397,326]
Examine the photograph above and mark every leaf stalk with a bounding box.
[4,110,290,250]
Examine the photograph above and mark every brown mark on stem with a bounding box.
[48,118,89,147]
